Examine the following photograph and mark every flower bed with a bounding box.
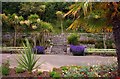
[1,63,118,78]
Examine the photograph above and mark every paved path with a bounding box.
[0,54,117,71]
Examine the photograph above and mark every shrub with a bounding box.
[38,71,42,75]
[15,67,25,73]
[40,21,53,32]
[28,14,39,21]
[0,59,10,76]
[106,40,115,49]
[16,38,42,73]
[70,45,86,56]
[95,40,104,48]
[80,39,95,44]
[50,71,61,77]
[67,33,79,45]
[34,46,45,54]
[87,39,96,44]
[1,66,9,76]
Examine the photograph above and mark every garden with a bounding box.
[1,1,120,78]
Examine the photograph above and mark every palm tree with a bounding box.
[64,2,112,49]
[64,2,120,76]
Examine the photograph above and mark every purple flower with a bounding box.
[34,46,45,54]
[70,45,86,55]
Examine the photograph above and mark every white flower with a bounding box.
[37,18,40,22]
[24,20,30,25]
[32,25,37,29]
[15,15,18,19]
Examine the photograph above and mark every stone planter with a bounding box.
[70,45,86,56]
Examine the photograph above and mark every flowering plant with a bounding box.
[34,46,45,54]
[70,45,86,55]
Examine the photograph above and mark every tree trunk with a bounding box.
[61,20,63,34]
[33,36,36,47]
[112,14,120,76]
[14,28,17,47]
[103,32,107,49]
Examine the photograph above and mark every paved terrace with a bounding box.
[0,54,117,71]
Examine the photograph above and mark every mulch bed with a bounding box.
[1,66,118,79]
[2,68,50,78]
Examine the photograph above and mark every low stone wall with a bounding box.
[2,32,114,55]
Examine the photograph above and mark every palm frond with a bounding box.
[66,2,112,33]
[64,3,84,17]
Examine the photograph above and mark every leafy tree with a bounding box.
[2,14,13,32]
[2,2,21,15]
[64,2,120,76]
[2,2,74,32]
[19,2,45,19]
[20,14,53,47]
[8,14,24,46]
[2,13,24,46]
[42,2,74,22]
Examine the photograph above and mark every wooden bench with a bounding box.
[1,47,28,52]
[85,48,116,55]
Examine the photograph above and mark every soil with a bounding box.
[2,68,51,78]
[2,67,118,78]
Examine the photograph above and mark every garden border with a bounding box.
[1,47,116,55]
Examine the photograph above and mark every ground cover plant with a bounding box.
[51,62,118,78]
[15,67,25,73]
[1,62,118,78]
[0,59,10,76]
